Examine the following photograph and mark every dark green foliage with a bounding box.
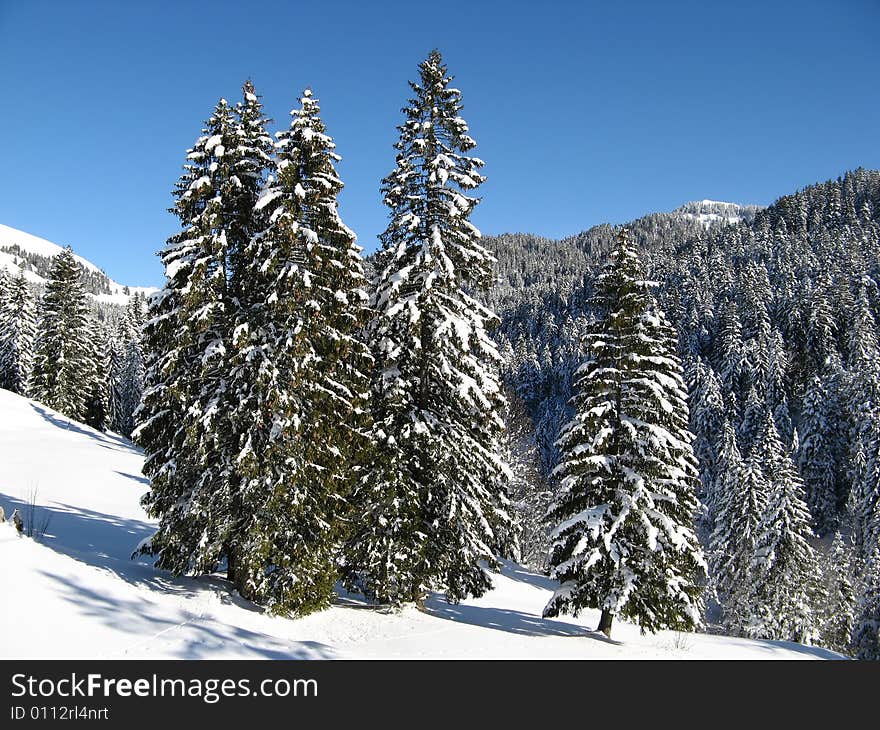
[0,271,36,394]
[543,229,705,636]
[30,248,93,420]
[137,89,271,577]
[344,50,512,605]
[228,88,370,615]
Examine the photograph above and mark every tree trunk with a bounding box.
[227,541,251,600]
[598,609,614,638]
[226,541,237,584]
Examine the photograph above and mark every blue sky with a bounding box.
[1,0,878,287]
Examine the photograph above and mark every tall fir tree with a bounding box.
[797,374,838,533]
[852,539,880,660]
[136,86,272,576]
[686,357,725,511]
[82,321,111,431]
[543,229,705,638]
[709,423,768,634]
[345,50,512,605]
[747,412,818,642]
[714,298,744,407]
[850,412,880,561]
[30,248,93,420]
[227,88,370,614]
[818,531,855,655]
[0,271,36,394]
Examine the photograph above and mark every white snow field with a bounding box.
[0,388,842,660]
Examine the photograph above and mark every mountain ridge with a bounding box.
[0,223,157,305]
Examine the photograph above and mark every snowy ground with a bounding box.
[0,389,842,660]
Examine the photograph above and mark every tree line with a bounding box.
[0,254,145,437]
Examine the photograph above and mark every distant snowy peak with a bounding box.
[0,223,156,305]
[673,200,763,228]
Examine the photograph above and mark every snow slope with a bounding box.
[0,223,156,304]
[673,200,762,227]
[0,389,842,660]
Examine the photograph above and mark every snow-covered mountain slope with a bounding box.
[0,388,842,659]
[673,200,763,227]
[0,223,156,304]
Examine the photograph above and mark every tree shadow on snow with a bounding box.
[27,403,141,455]
[739,637,845,660]
[0,492,154,572]
[424,599,623,645]
[0,491,301,624]
[35,571,337,660]
[113,470,150,486]
[493,558,558,592]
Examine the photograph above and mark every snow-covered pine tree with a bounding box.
[111,293,147,437]
[543,228,705,638]
[118,337,145,437]
[805,273,837,377]
[818,531,855,655]
[107,329,125,433]
[852,538,880,660]
[686,357,724,511]
[345,50,512,605]
[227,80,275,303]
[709,422,768,634]
[0,271,36,395]
[747,411,818,642]
[850,412,880,561]
[738,385,765,456]
[30,248,93,420]
[798,374,838,533]
[227,88,370,614]
[82,320,111,431]
[504,386,552,569]
[136,87,271,576]
[714,298,744,407]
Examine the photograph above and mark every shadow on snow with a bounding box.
[27,403,142,455]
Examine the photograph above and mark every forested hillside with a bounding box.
[488,168,880,654]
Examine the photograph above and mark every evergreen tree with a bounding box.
[227,88,370,614]
[117,337,145,437]
[797,374,838,533]
[345,50,512,605]
[747,413,818,642]
[0,271,36,394]
[111,292,147,436]
[738,385,765,456]
[83,321,111,431]
[543,229,705,638]
[709,423,767,634]
[136,87,271,576]
[714,298,744,404]
[30,248,93,420]
[852,541,880,660]
[850,412,880,560]
[818,531,855,654]
[107,330,126,433]
[686,358,724,508]
[805,273,837,375]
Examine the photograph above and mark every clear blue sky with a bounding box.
[1,0,878,287]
